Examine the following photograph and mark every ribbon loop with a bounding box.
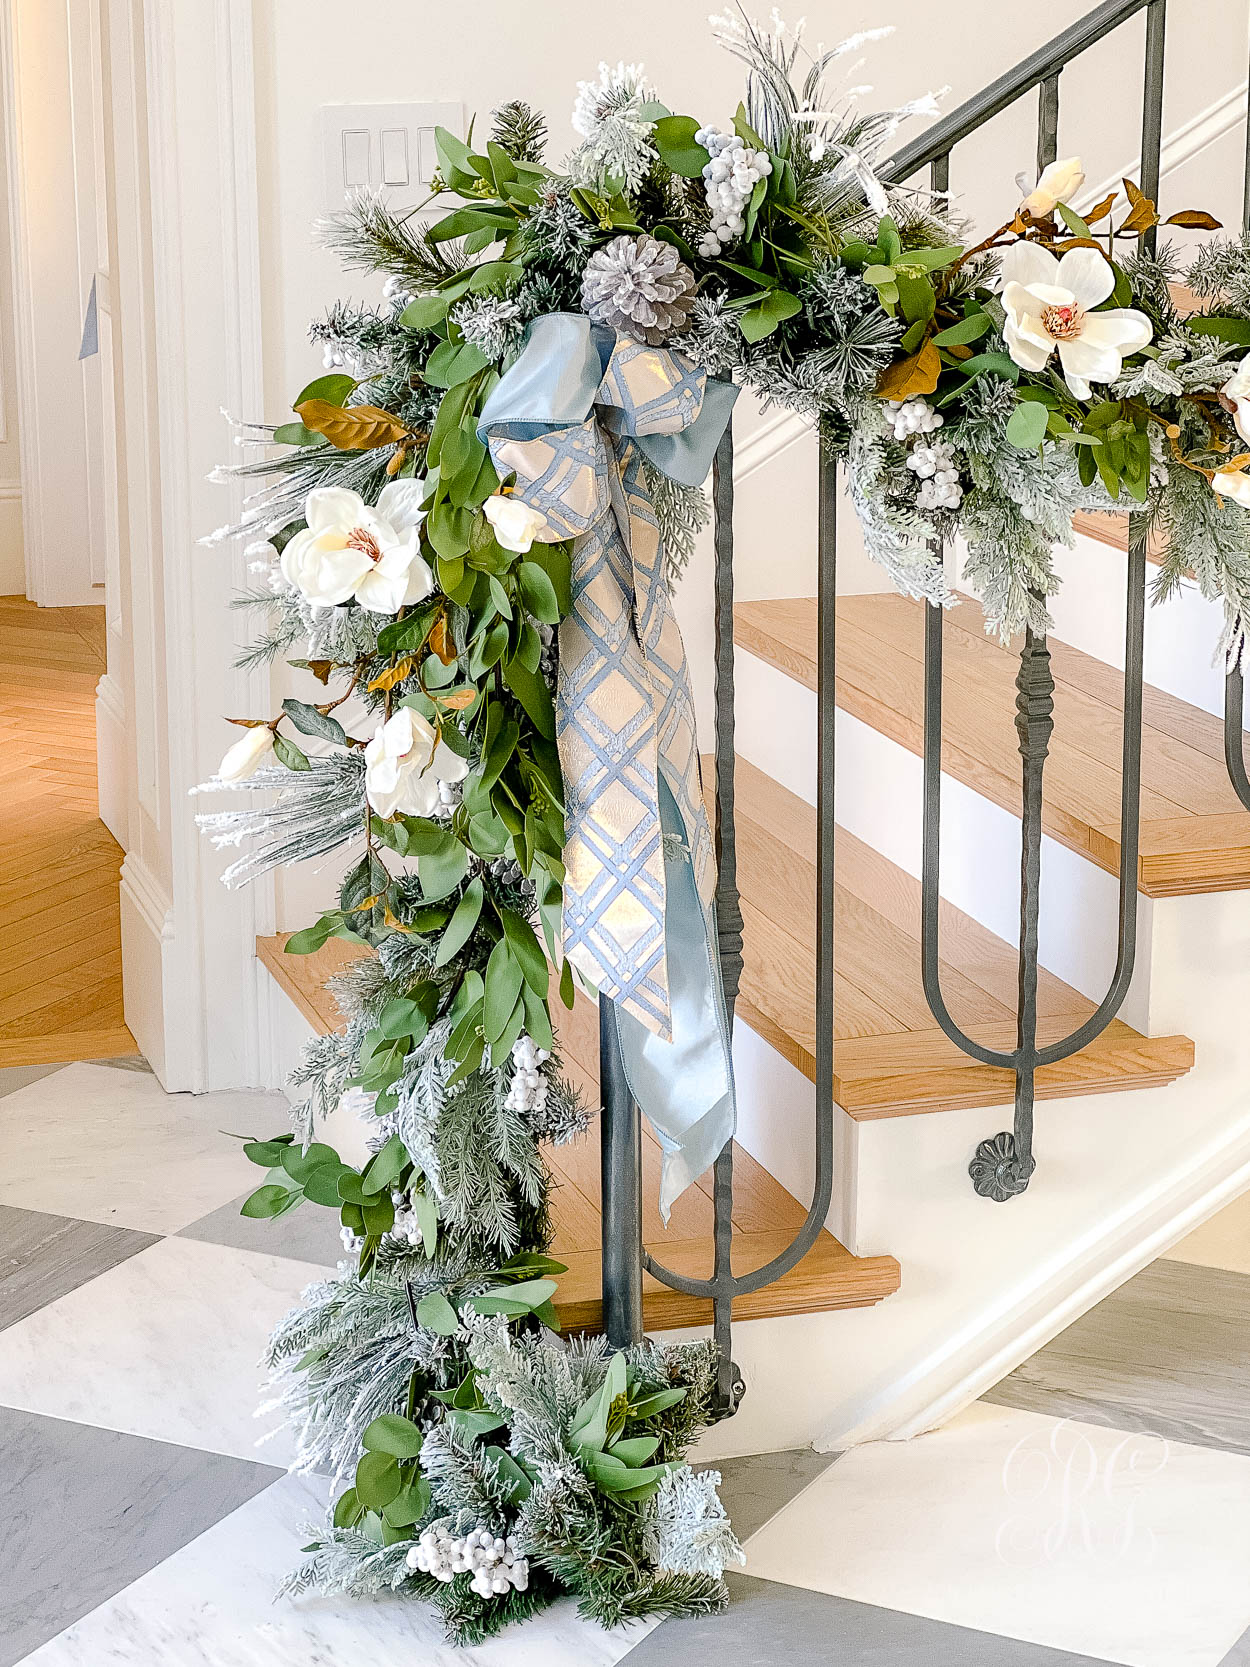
[479,314,738,1216]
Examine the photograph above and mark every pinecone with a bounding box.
[580,234,697,346]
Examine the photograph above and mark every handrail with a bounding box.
[883,0,1155,181]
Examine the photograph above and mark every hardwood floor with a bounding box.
[735,591,1250,896]
[0,597,133,1065]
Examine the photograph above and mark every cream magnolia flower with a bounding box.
[1220,351,1250,445]
[484,491,549,554]
[1020,156,1085,217]
[999,243,1152,400]
[1212,464,1250,510]
[219,725,273,781]
[280,481,433,615]
[363,707,469,819]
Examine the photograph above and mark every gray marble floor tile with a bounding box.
[0,1064,66,1099]
[85,1055,153,1073]
[619,1575,1119,1666]
[0,1205,156,1332]
[702,1446,840,1542]
[983,1259,1250,1457]
[178,1191,342,1267]
[1222,1628,1250,1665]
[0,1406,281,1667]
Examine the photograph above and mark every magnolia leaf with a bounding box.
[428,615,458,665]
[272,733,311,771]
[294,398,409,452]
[368,658,415,693]
[281,698,347,746]
[1165,209,1222,230]
[293,373,356,409]
[875,340,941,400]
[433,686,477,712]
[1083,191,1119,226]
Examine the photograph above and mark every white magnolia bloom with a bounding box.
[1020,156,1085,217]
[1212,464,1250,510]
[280,481,433,615]
[484,491,548,553]
[999,243,1153,400]
[1220,351,1250,444]
[218,725,273,781]
[363,707,469,820]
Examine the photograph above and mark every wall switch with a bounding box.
[320,102,462,215]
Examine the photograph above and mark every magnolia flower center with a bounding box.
[347,526,383,563]
[1041,301,1084,341]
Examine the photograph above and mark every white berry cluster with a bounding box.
[886,398,965,512]
[405,1523,529,1598]
[339,1224,364,1254]
[694,129,772,257]
[503,1034,549,1114]
[907,441,964,510]
[886,397,944,441]
[387,1188,425,1249]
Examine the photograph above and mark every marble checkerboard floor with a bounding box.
[4,1059,1250,1665]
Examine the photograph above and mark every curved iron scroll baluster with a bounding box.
[643,422,838,1328]
[921,528,1148,1199]
[1228,667,1250,812]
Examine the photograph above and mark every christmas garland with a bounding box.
[200,11,1250,1647]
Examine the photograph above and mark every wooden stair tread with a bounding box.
[735,591,1250,897]
[255,933,901,1332]
[717,756,1193,1116]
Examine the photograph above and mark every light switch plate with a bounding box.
[320,102,464,216]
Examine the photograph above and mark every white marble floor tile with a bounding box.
[0,1062,286,1234]
[18,1472,657,1667]
[0,1236,327,1465]
[742,1402,1250,1667]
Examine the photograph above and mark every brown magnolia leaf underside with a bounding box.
[295,398,409,451]
[876,340,941,400]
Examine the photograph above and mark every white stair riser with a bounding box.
[733,643,1157,1023]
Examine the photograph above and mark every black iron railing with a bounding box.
[597,0,1250,1413]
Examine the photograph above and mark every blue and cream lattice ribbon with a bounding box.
[479,315,737,1215]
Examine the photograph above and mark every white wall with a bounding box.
[0,12,23,592]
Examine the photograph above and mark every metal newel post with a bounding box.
[598,1000,643,1348]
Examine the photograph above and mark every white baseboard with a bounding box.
[0,482,23,595]
[119,854,177,1088]
[95,673,127,847]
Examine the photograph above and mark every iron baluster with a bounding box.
[711,425,745,1416]
[1222,36,1250,815]
[598,999,643,1346]
[921,534,1148,1197]
[643,424,839,1307]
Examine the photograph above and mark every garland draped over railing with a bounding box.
[197,11,1250,1646]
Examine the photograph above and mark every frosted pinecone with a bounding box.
[581,234,697,346]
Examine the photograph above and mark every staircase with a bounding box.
[257,6,1250,1460]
